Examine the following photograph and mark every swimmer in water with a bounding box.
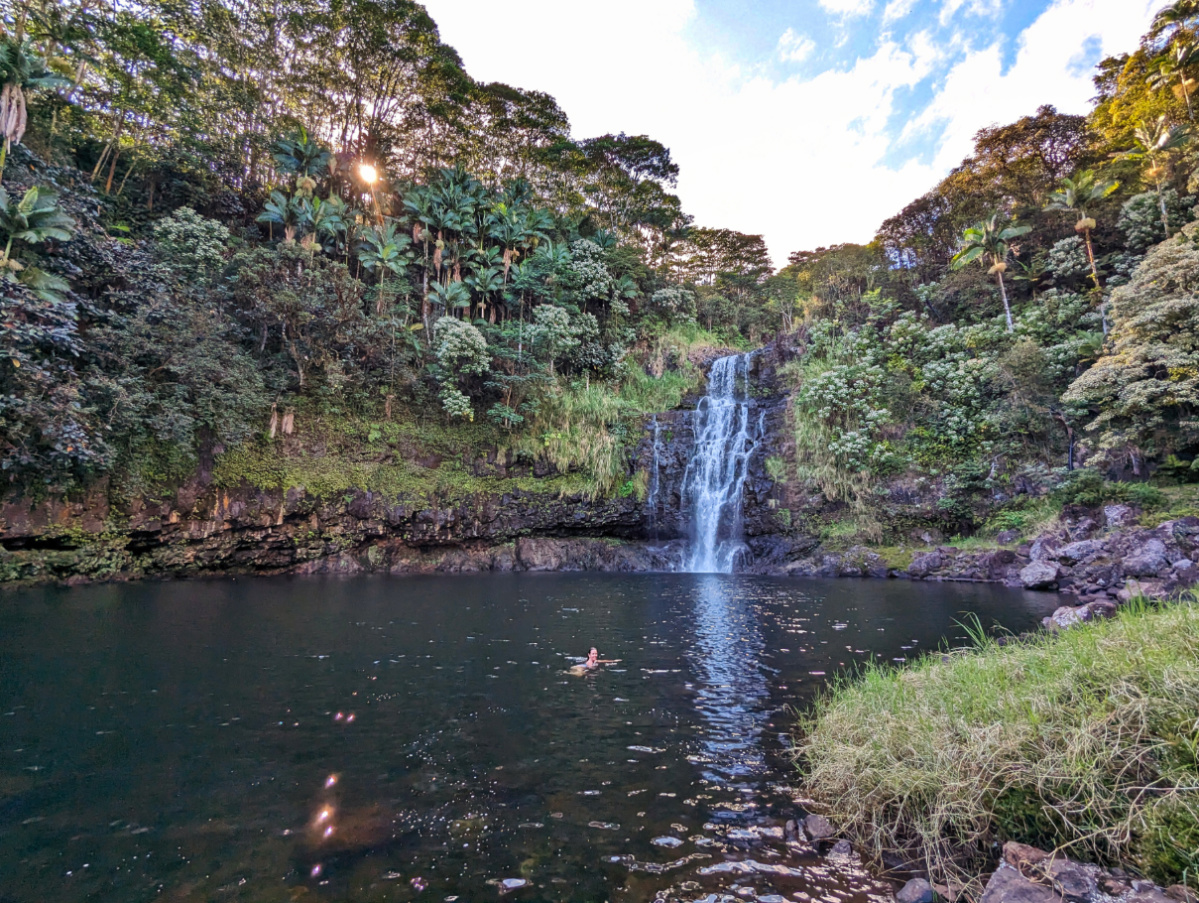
[571,647,619,674]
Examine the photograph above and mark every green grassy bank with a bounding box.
[794,599,1199,888]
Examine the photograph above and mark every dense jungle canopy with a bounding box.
[4,0,1199,526]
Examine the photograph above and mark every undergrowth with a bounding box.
[795,597,1199,890]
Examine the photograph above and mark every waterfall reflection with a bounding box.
[687,576,772,804]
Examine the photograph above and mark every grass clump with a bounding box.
[795,598,1199,889]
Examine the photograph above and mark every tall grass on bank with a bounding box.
[503,364,700,499]
[795,599,1199,888]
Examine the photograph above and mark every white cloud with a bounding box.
[819,0,877,17]
[883,0,920,24]
[939,0,1003,27]
[777,27,816,63]
[423,0,1157,266]
[907,0,1159,172]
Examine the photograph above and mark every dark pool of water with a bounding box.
[0,574,1057,903]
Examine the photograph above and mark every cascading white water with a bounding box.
[646,414,663,540]
[681,353,761,574]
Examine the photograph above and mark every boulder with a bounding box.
[829,839,853,856]
[803,813,835,840]
[1081,599,1117,621]
[997,529,1021,544]
[1057,540,1104,565]
[1047,860,1098,902]
[1003,842,1050,870]
[1029,538,1058,562]
[1021,560,1060,590]
[981,865,1063,903]
[1104,504,1138,528]
[1129,888,1180,903]
[908,552,943,579]
[1123,539,1169,578]
[1045,605,1085,630]
[898,878,937,903]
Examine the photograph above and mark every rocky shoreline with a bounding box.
[4,469,1198,609]
[778,813,1196,903]
[750,503,1199,620]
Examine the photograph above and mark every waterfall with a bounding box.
[646,414,663,540]
[681,353,762,574]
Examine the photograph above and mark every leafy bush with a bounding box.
[647,287,697,322]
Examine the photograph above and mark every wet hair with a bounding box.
[589,647,598,655]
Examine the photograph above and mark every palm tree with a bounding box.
[1044,170,1120,289]
[270,127,333,180]
[359,220,413,314]
[302,195,348,254]
[1121,117,1191,239]
[950,213,1031,332]
[257,190,306,243]
[0,35,68,182]
[1147,43,1198,121]
[1151,0,1199,42]
[402,184,437,330]
[428,280,471,318]
[464,264,503,322]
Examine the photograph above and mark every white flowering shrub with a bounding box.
[566,240,616,302]
[1118,190,1195,251]
[1046,236,1090,283]
[433,316,489,376]
[648,287,697,322]
[432,316,490,420]
[153,207,232,287]
[528,304,579,373]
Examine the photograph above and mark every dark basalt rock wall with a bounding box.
[0,338,809,586]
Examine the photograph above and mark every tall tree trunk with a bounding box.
[996,269,1014,332]
[1158,177,1172,239]
[1083,228,1100,289]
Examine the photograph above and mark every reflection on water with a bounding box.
[689,575,770,793]
[0,574,1057,903]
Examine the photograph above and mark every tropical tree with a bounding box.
[464,262,503,321]
[428,279,471,318]
[302,195,348,254]
[1044,170,1120,289]
[1151,0,1199,42]
[257,190,306,243]
[1147,42,1198,121]
[1121,117,1191,239]
[358,220,413,314]
[950,214,1032,332]
[0,184,74,301]
[270,126,333,180]
[0,34,68,181]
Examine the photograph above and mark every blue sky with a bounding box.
[424,0,1157,265]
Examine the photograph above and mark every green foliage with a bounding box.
[152,207,231,287]
[797,598,1199,887]
[647,286,697,322]
[1066,221,1199,468]
[1051,468,1167,510]
[1118,189,1195,250]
